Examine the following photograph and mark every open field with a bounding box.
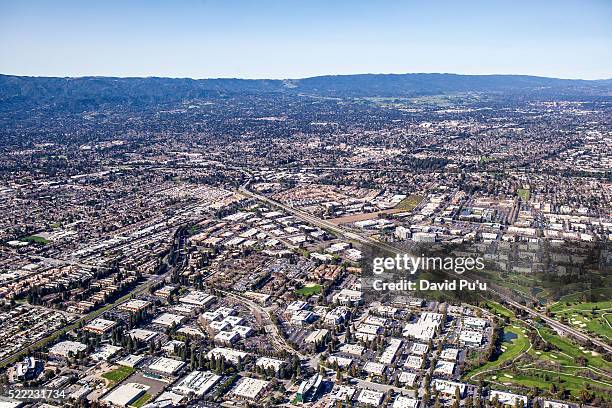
[102,365,135,385]
[19,235,50,244]
[549,288,612,339]
[487,370,611,399]
[132,392,152,407]
[295,284,322,297]
[538,327,611,370]
[395,194,424,211]
[517,188,530,201]
[482,300,514,319]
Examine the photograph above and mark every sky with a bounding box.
[1,0,610,80]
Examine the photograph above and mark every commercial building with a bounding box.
[83,318,116,335]
[490,391,527,407]
[232,377,269,400]
[152,313,186,327]
[179,291,216,307]
[393,396,420,408]
[119,299,151,313]
[148,357,186,376]
[296,374,322,403]
[102,383,149,407]
[48,341,87,359]
[357,389,384,406]
[173,370,220,396]
[256,357,286,373]
[403,312,443,341]
[459,330,483,347]
[431,379,466,397]
[207,347,248,364]
[332,289,363,306]
[128,328,159,343]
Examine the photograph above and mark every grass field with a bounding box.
[517,188,530,201]
[19,235,50,244]
[488,370,611,399]
[483,300,514,319]
[102,365,135,385]
[295,284,322,297]
[549,288,612,339]
[395,195,424,211]
[131,392,151,407]
[539,327,611,370]
[465,325,529,379]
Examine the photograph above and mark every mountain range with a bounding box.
[1,73,611,112]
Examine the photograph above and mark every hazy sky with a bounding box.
[1,0,610,79]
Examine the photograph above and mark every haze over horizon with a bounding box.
[1,0,611,80]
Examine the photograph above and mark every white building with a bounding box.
[103,383,149,407]
[363,362,385,376]
[434,360,455,376]
[256,357,286,373]
[403,312,443,341]
[393,396,419,408]
[48,341,87,358]
[490,391,527,407]
[332,288,363,306]
[440,348,460,361]
[152,313,185,327]
[232,377,269,400]
[357,389,384,406]
[432,379,466,397]
[459,330,483,347]
[398,371,417,387]
[148,357,186,376]
[173,370,220,396]
[207,347,248,364]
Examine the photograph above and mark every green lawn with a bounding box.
[295,284,322,297]
[465,325,529,379]
[548,288,612,340]
[102,365,135,385]
[131,392,151,407]
[395,195,424,211]
[19,235,50,244]
[517,188,530,201]
[488,370,611,399]
[539,327,611,370]
[483,300,514,319]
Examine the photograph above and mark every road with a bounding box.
[239,182,612,355]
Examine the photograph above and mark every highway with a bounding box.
[238,182,612,355]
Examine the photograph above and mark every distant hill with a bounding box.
[1,73,610,111]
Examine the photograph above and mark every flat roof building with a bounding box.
[490,391,527,407]
[148,357,186,376]
[357,389,384,406]
[173,370,220,396]
[120,299,150,313]
[83,318,116,335]
[393,396,420,408]
[232,377,269,400]
[152,313,186,327]
[102,383,149,407]
[48,341,87,358]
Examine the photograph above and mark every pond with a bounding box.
[503,331,518,342]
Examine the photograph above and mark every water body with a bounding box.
[503,331,518,342]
